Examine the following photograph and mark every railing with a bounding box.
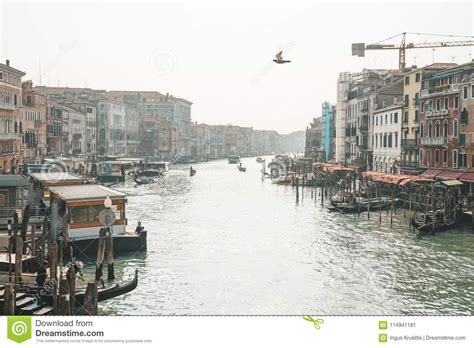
[421,137,448,146]
[421,84,459,97]
[401,139,418,147]
[358,124,368,132]
[399,160,419,168]
[0,102,16,111]
[0,133,20,140]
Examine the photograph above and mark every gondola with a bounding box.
[237,166,246,172]
[40,270,139,307]
[190,169,197,176]
[410,215,456,237]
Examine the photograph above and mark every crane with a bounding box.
[352,32,474,70]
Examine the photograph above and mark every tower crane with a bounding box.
[352,32,474,71]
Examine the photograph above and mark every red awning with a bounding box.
[459,172,474,183]
[435,170,463,180]
[420,169,442,179]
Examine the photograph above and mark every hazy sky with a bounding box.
[1,1,472,133]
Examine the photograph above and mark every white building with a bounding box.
[372,103,404,173]
[96,99,126,156]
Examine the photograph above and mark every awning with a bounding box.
[420,169,442,179]
[435,170,463,180]
[439,180,464,187]
[459,172,474,183]
[348,164,366,170]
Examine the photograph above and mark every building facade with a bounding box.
[96,99,126,156]
[0,60,25,173]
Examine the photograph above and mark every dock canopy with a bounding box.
[459,172,474,183]
[435,180,464,188]
[0,175,30,187]
[49,185,126,203]
[420,169,442,179]
[435,170,463,180]
[30,172,88,186]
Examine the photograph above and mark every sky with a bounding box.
[1,1,473,133]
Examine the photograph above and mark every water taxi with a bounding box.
[48,185,146,256]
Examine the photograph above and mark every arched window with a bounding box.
[420,122,424,137]
[435,121,440,137]
[453,118,458,138]
[428,121,433,137]
[443,119,448,138]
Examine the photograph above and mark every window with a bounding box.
[443,119,448,138]
[395,132,398,148]
[436,98,440,111]
[453,150,458,168]
[421,101,424,112]
[385,115,387,124]
[435,121,440,137]
[404,111,408,123]
[415,73,421,82]
[420,122,424,137]
[394,112,398,123]
[429,100,433,111]
[472,85,474,98]
[419,149,423,164]
[444,97,448,110]
[415,110,419,122]
[454,96,459,109]
[453,118,458,137]
[405,76,410,85]
[463,86,468,99]
[26,95,32,105]
[435,149,439,165]
[443,149,447,165]
[428,121,433,137]
[0,71,3,80]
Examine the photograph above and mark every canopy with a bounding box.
[420,169,442,179]
[435,170,463,180]
[459,172,474,183]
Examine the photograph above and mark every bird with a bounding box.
[273,51,291,64]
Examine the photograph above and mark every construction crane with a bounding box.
[352,32,474,70]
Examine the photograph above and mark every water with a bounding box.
[83,157,474,315]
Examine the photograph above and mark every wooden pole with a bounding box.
[4,284,15,315]
[67,266,76,314]
[83,282,98,315]
[378,187,382,225]
[50,241,59,315]
[14,237,23,291]
[95,228,106,280]
[30,225,36,257]
[295,177,299,202]
[13,212,19,240]
[20,204,30,245]
[106,227,115,280]
[58,277,71,315]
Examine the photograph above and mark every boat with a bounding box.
[410,212,456,236]
[256,157,264,163]
[97,161,127,184]
[48,185,147,256]
[134,177,156,185]
[40,269,139,307]
[228,156,240,164]
[135,161,169,177]
[190,169,197,176]
[329,194,397,213]
[237,165,246,172]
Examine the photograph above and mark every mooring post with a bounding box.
[67,266,76,314]
[14,237,23,291]
[96,228,106,280]
[295,177,299,202]
[106,227,115,280]
[84,282,98,315]
[4,283,15,315]
[50,240,59,314]
[58,277,71,315]
[20,204,30,248]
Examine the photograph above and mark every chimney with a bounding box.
[6,59,10,66]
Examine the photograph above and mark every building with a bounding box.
[191,123,211,159]
[0,60,25,173]
[321,101,335,161]
[209,126,224,159]
[62,98,97,156]
[46,102,64,156]
[96,99,127,156]
[140,117,180,159]
[305,117,324,160]
[372,102,403,173]
[399,63,457,174]
[419,61,474,171]
[62,106,86,155]
[21,81,47,163]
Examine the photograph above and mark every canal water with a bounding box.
[83,157,474,315]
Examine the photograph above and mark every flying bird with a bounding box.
[273,51,291,64]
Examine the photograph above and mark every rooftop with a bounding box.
[0,175,30,187]
[29,172,87,183]
[49,185,127,202]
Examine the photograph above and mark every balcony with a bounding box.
[0,133,20,141]
[401,139,418,148]
[0,102,16,111]
[421,137,448,146]
[399,160,419,168]
[358,124,368,133]
[412,99,419,106]
[421,83,459,98]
